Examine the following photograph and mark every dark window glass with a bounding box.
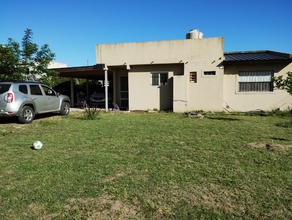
[204,71,216,75]
[238,71,273,92]
[152,73,168,86]
[19,85,28,94]
[30,85,43,95]
[190,72,197,83]
[0,84,11,94]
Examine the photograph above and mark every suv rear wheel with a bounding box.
[18,106,35,124]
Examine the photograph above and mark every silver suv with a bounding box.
[0,81,70,123]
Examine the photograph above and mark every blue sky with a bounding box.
[1,0,291,67]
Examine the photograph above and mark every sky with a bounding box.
[1,0,292,67]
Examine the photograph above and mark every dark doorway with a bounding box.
[120,76,128,110]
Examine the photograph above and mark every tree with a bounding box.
[0,28,56,85]
[0,38,22,78]
[274,71,292,95]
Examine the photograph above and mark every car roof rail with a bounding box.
[0,79,40,83]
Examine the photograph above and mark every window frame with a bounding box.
[204,71,216,76]
[237,70,274,93]
[41,85,56,96]
[190,72,197,83]
[151,72,168,86]
[19,85,28,94]
[29,85,43,96]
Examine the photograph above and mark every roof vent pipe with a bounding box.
[186,29,203,39]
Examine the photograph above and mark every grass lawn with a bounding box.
[0,111,291,219]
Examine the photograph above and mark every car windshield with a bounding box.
[0,84,11,94]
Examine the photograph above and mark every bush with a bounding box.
[83,106,101,120]
[269,108,292,117]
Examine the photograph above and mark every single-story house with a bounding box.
[54,30,292,112]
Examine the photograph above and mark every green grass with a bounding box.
[0,112,291,219]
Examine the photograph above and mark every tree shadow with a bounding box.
[270,137,290,141]
[0,117,18,124]
[206,116,240,121]
[0,113,59,124]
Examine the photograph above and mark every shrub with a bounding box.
[83,106,101,120]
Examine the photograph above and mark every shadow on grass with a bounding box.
[205,116,240,121]
[270,137,290,141]
[275,120,292,128]
[0,117,18,124]
[0,113,60,124]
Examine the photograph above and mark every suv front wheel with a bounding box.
[60,102,70,115]
[18,106,35,124]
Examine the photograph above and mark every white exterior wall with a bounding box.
[223,62,292,111]
[48,61,67,69]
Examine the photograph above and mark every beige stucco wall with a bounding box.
[128,65,179,111]
[173,38,224,112]
[223,62,292,111]
[96,37,225,112]
[97,38,223,66]
[96,37,292,112]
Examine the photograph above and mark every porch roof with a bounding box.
[51,64,106,79]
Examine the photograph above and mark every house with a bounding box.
[223,51,292,111]
[54,30,292,112]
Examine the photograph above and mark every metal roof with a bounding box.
[224,50,292,62]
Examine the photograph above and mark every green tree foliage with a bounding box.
[0,28,56,85]
[274,71,292,95]
[0,38,22,78]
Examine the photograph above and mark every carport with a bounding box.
[52,64,112,111]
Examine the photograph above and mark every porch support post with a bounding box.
[104,67,109,112]
[70,78,74,107]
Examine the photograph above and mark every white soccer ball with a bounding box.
[33,141,43,150]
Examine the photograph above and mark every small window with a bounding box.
[204,71,216,76]
[238,71,273,92]
[19,85,28,94]
[30,85,43,95]
[151,73,168,86]
[190,72,197,83]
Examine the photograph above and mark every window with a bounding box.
[0,84,10,94]
[42,85,56,96]
[19,85,28,94]
[238,71,273,92]
[30,85,43,95]
[190,72,197,83]
[204,71,216,76]
[151,72,168,86]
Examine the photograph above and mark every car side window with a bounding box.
[30,85,43,95]
[41,85,56,96]
[19,85,28,94]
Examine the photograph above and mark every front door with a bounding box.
[120,76,128,110]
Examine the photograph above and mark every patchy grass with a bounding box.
[0,112,291,219]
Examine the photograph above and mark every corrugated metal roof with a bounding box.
[224,50,292,62]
